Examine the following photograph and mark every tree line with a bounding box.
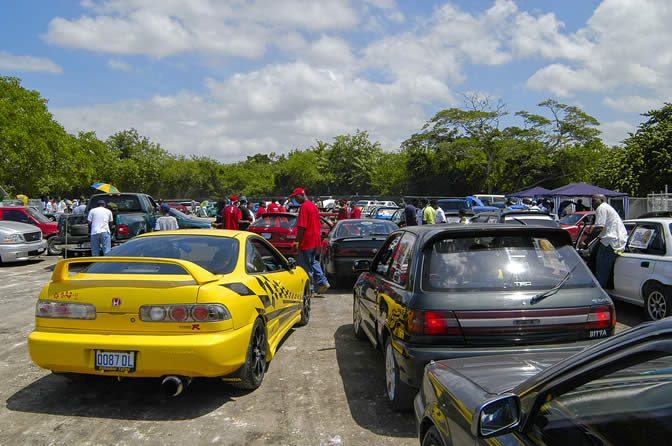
[1,76,670,199]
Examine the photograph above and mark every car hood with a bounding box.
[0,220,38,233]
[433,351,576,394]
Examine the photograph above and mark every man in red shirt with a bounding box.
[267,201,280,213]
[290,187,330,295]
[337,199,349,221]
[348,200,361,219]
[223,196,243,230]
[255,202,266,219]
[278,201,287,212]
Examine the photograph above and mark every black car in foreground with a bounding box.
[415,318,672,446]
[353,224,614,409]
[320,219,397,280]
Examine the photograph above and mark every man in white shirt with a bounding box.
[88,199,113,256]
[432,200,446,223]
[592,194,628,289]
[73,200,87,215]
[155,203,179,231]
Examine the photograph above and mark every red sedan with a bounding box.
[559,211,595,242]
[248,212,333,258]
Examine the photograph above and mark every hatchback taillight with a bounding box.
[587,304,614,329]
[117,224,129,235]
[139,304,231,322]
[407,310,462,335]
[36,299,96,320]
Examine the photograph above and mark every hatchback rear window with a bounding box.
[251,214,297,229]
[87,235,239,275]
[335,220,396,238]
[423,233,594,291]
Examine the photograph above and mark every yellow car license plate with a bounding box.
[95,350,136,371]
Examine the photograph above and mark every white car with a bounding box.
[0,220,47,263]
[609,217,672,320]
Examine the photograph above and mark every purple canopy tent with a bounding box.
[505,186,552,198]
[547,182,628,216]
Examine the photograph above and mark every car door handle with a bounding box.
[641,261,650,268]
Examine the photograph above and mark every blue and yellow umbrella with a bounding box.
[91,183,120,193]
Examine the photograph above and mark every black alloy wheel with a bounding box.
[47,237,63,256]
[422,426,446,446]
[233,318,267,390]
[645,283,671,321]
[297,283,311,326]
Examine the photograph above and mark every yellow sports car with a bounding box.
[28,229,311,395]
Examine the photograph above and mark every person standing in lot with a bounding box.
[255,202,266,219]
[416,200,425,226]
[404,199,418,226]
[432,200,445,223]
[238,197,254,230]
[267,201,280,213]
[155,203,179,231]
[337,199,349,221]
[73,199,87,215]
[290,187,330,295]
[592,194,628,289]
[224,196,243,230]
[88,199,113,256]
[348,200,361,219]
[422,198,436,224]
[278,201,287,212]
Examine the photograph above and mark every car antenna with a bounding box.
[512,217,527,226]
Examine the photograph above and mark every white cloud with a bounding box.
[44,0,359,58]
[107,59,132,71]
[602,96,662,113]
[524,0,672,98]
[600,120,636,146]
[0,51,62,73]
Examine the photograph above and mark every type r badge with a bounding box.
[112,297,121,306]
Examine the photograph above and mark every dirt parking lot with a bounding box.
[0,257,645,446]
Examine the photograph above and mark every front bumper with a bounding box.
[0,240,47,262]
[392,337,596,388]
[28,325,254,378]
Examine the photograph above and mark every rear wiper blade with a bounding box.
[512,217,527,226]
[530,263,580,305]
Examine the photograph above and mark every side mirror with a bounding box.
[352,259,371,273]
[287,257,297,270]
[471,394,521,438]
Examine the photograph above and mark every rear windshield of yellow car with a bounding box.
[86,235,239,275]
[423,233,594,291]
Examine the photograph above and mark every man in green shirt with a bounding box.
[422,198,436,224]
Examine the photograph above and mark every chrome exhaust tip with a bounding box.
[161,375,190,397]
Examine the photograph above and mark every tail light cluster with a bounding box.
[286,227,297,240]
[407,310,462,335]
[587,305,614,329]
[36,300,96,320]
[117,224,130,235]
[139,304,231,322]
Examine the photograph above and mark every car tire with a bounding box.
[47,237,63,256]
[384,336,415,411]
[422,426,445,446]
[232,319,267,390]
[297,283,311,326]
[644,283,671,321]
[352,296,366,340]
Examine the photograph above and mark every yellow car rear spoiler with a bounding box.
[51,257,219,285]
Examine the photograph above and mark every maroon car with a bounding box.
[559,211,595,242]
[248,212,332,258]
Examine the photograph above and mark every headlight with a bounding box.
[1,233,24,243]
[36,300,96,320]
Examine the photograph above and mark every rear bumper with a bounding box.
[28,325,254,378]
[0,240,47,262]
[392,337,597,388]
[327,257,371,277]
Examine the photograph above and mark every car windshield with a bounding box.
[251,214,297,229]
[559,213,583,225]
[335,220,396,237]
[503,215,558,227]
[86,235,239,275]
[25,207,51,223]
[439,200,466,212]
[423,232,594,291]
[94,195,143,212]
[376,208,397,217]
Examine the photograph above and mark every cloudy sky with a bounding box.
[1,0,668,161]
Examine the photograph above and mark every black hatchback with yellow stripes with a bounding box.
[29,229,310,395]
[352,224,615,409]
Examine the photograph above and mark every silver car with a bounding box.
[0,221,47,263]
